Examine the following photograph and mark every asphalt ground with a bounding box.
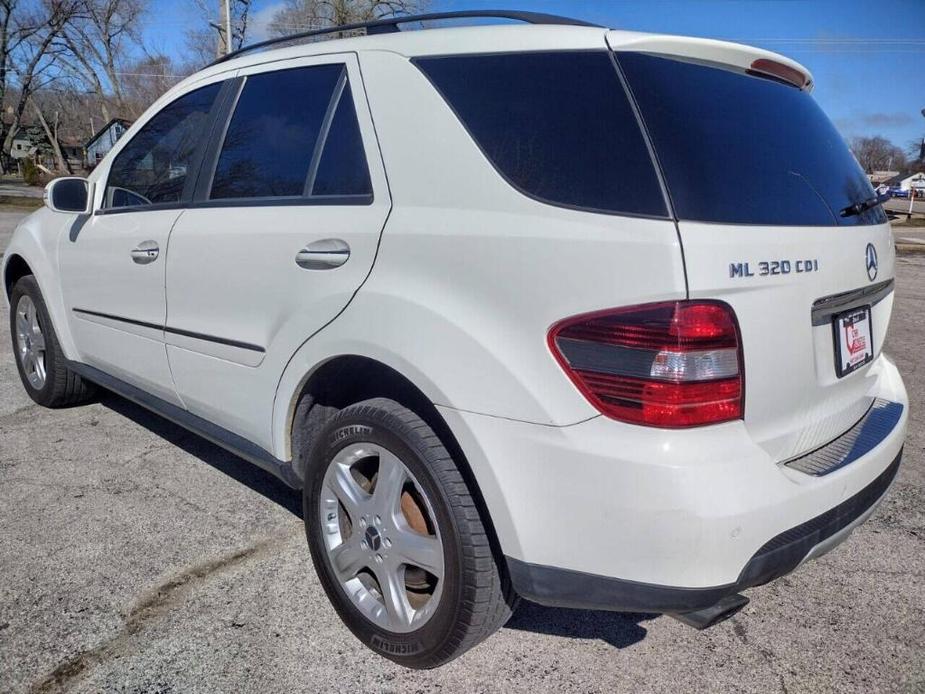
[1,209,923,693]
[884,198,925,217]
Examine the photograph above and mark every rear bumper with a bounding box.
[439,354,907,610]
[505,449,901,613]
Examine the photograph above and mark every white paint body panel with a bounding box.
[441,355,906,587]
[59,208,184,405]
[164,53,391,444]
[2,208,79,358]
[679,220,896,463]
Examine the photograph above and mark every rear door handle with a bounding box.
[295,238,350,270]
[130,240,159,264]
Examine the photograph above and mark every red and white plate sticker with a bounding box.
[836,307,873,376]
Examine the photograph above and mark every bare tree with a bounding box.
[268,0,425,36]
[3,0,78,163]
[0,0,54,171]
[30,92,69,171]
[57,0,147,124]
[907,137,925,169]
[119,53,188,114]
[850,136,907,174]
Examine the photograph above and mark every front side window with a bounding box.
[209,64,371,200]
[105,83,221,208]
[414,51,667,217]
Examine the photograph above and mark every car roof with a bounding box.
[196,24,609,75]
[164,23,812,106]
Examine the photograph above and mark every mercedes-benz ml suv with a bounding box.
[3,11,907,669]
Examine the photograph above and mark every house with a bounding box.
[884,171,925,193]
[58,137,85,170]
[10,135,36,160]
[85,118,131,166]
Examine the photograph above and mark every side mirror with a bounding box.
[44,177,93,214]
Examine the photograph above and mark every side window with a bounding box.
[415,52,667,217]
[310,81,372,197]
[209,64,372,201]
[105,83,221,208]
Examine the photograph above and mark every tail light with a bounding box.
[748,58,810,90]
[548,301,744,428]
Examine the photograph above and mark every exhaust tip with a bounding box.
[669,593,749,630]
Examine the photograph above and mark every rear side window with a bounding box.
[210,65,371,200]
[415,51,667,218]
[311,81,372,197]
[619,52,885,226]
[105,83,221,208]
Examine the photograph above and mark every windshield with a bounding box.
[618,52,886,227]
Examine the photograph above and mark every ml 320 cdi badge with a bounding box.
[3,11,907,668]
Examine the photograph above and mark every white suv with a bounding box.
[2,11,908,668]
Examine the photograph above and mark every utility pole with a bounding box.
[225,0,233,55]
[213,0,232,58]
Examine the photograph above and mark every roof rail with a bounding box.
[209,10,603,67]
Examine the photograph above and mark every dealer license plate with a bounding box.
[833,306,873,377]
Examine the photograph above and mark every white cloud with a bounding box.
[248,1,286,42]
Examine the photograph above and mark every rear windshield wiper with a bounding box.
[841,191,890,218]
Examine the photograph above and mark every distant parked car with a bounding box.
[891,187,908,198]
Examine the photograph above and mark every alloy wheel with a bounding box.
[15,295,46,389]
[319,443,445,634]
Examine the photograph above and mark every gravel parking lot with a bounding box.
[1,208,923,693]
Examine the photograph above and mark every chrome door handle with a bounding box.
[295,238,350,270]
[130,240,159,265]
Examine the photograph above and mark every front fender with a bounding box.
[2,207,81,360]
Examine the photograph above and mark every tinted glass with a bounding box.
[619,52,885,226]
[51,179,88,212]
[211,65,341,199]
[105,83,220,208]
[311,81,372,197]
[416,52,667,217]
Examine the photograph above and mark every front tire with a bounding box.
[303,397,515,668]
[9,275,95,407]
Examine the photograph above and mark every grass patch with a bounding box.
[0,195,42,210]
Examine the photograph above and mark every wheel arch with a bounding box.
[3,253,33,301]
[3,210,80,359]
[285,353,514,578]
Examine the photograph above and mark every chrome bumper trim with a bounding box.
[783,398,903,476]
[811,279,894,326]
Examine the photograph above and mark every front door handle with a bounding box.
[295,238,350,270]
[130,240,159,265]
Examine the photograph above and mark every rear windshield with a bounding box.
[414,51,668,218]
[618,52,885,226]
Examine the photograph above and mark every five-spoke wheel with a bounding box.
[303,397,516,668]
[9,275,95,407]
[14,294,46,389]
[320,443,445,633]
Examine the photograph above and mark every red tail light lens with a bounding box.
[548,301,744,428]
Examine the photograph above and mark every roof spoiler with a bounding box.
[607,32,813,91]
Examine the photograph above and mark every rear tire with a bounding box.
[303,397,516,668]
[9,275,95,407]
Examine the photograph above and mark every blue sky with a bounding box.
[149,0,925,154]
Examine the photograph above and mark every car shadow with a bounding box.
[505,601,658,649]
[98,392,303,518]
[98,392,657,650]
